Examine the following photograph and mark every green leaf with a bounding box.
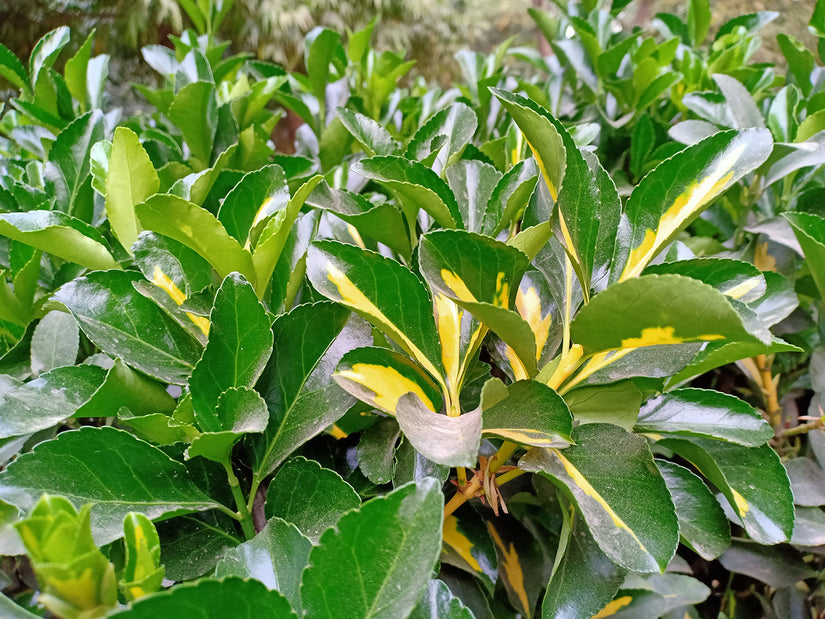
[190,273,272,431]
[784,211,825,301]
[54,270,203,385]
[306,182,411,259]
[482,380,572,447]
[251,174,323,296]
[441,509,498,594]
[0,365,104,437]
[215,518,311,612]
[264,457,360,543]
[542,508,627,619]
[301,478,443,619]
[108,577,296,618]
[712,74,765,130]
[122,513,164,600]
[410,580,474,619]
[447,160,502,234]
[657,437,794,544]
[46,110,105,217]
[251,302,369,478]
[168,81,219,168]
[0,43,28,93]
[106,127,160,254]
[77,358,176,419]
[520,424,679,572]
[0,593,40,619]
[655,460,730,560]
[308,241,443,380]
[635,388,773,446]
[0,426,222,545]
[30,310,79,375]
[615,129,773,280]
[0,211,119,270]
[357,417,400,484]
[156,511,240,581]
[644,257,766,303]
[132,231,214,299]
[64,30,94,106]
[620,573,710,614]
[334,346,443,416]
[483,159,539,237]
[395,393,481,467]
[405,103,477,172]
[353,156,462,229]
[217,164,288,245]
[719,541,814,588]
[419,229,535,375]
[570,274,769,357]
[778,34,814,97]
[135,193,255,282]
[305,28,345,102]
[337,108,400,157]
[563,381,642,430]
[29,26,70,87]
[186,387,269,462]
[688,0,711,44]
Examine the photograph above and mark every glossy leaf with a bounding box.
[0,427,222,545]
[0,43,28,92]
[784,211,825,300]
[190,273,272,431]
[337,108,400,157]
[357,417,401,484]
[718,541,814,588]
[483,158,539,237]
[76,358,176,419]
[264,457,360,542]
[214,518,311,612]
[644,257,766,303]
[570,274,769,357]
[0,211,119,270]
[186,387,268,462]
[55,270,203,384]
[405,102,477,172]
[410,580,474,619]
[657,437,794,544]
[30,310,79,375]
[615,129,772,280]
[655,460,729,560]
[441,510,498,594]
[308,240,442,380]
[446,160,502,233]
[107,127,159,253]
[785,458,825,506]
[0,365,104,437]
[563,382,642,430]
[635,388,772,446]
[251,303,369,478]
[353,156,462,229]
[301,478,443,619]
[482,380,572,447]
[218,164,289,245]
[135,193,255,283]
[520,424,678,572]
[542,508,627,619]
[132,231,214,298]
[168,81,218,167]
[109,577,296,618]
[122,513,164,601]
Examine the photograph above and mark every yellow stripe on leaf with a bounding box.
[483,428,563,445]
[620,326,723,348]
[435,293,463,390]
[593,596,633,618]
[516,286,552,361]
[440,270,479,304]
[553,449,650,555]
[336,363,436,414]
[527,140,558,201]
[731,489,750,517]
[442,514,482,572]
[620,143,746,281]
[724,277,760,300]
[487,523,531,617]
[327,263,442,380]
[151,266,210,336]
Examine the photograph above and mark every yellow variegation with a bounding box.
[487,523,531,617]
[442,514,482,572]
[619,143,746,281]
[151,266,210,336]
[336,363,437,414]
[593,596,634,617]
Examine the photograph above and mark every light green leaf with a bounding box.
[563,381,642,430]
[644,257,766,304]
[410,580,474,619]
[186,387,268,462]
[0,427,223,545]
[106,127,159,253]
[337,108,401,157]
[301,478,443,619]
[482,380,572,447]
[217,164,289,245]
[122,513,164,600]
[0,211,119,270]
[520,424,679,572]
[357,417,401,484]
[784,211,825,301]
[405,102,477,172]
[168,81,219,168]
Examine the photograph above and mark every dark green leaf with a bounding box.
[785,458,825,506]
[132,232,214,298]
[168,82,219,167]
[108,577,296,618]
[264,457,360,543]
[483,159,539,237]
[784,211,825,301]
[635,388,772,446]
[218,165,289,245]
[405,103,477,172]
[156,511,240,581]
[337,108,400,157]
[251,303,369,478]
[657,437,794,544]
[215,518,311,611]
[655,460,729,560]
[644,257,766,304]
[357,417,400,485]
[77,358,176,419]
[410,580,474,619]
[482,380,572,447]
[301,478,443,619]
[446,160,502,233]
[520,424,678,572]
[0,427,222,545]
[186,387,269,462]
[563,381,642,430]
[55,270,202,384]
[0,43,28,92]
[441,508,498,594]
[719,541,814,588]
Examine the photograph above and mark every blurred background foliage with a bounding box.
[0,0,817,102]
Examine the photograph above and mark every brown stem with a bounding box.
[755,354,782,431]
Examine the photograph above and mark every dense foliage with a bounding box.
[2,0,825,616]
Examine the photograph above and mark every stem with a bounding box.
[224,462,255,540]
[755,354,782,430]
[781,418,824,438]
[456,467,467,487]
[495,468,526,486]
[488,441,518,475]
[443,441,521,518]
[444,478,480,518]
